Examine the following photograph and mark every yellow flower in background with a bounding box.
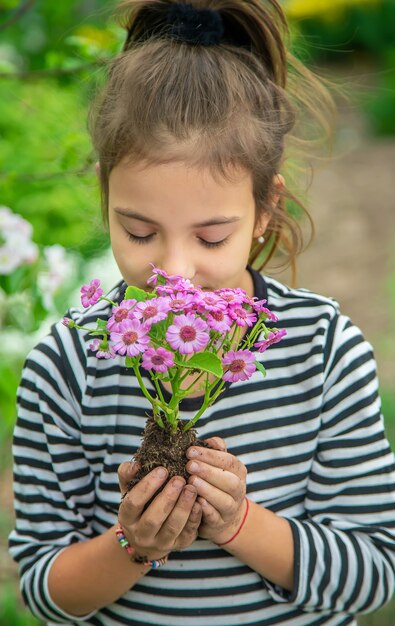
[284,0,379,21]
[73,25,117,48]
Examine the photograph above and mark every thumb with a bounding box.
[118,460,140,495]
[204,436,227,452]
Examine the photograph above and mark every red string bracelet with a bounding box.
[215,497,250,547]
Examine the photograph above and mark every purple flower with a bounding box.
[146,265,170,287]
[147,265,198,294]
[62,317,75,328]
[252,299,278,322]
[107,299,137,332]
[228,304,257,327]
[141,347,175,373]
[222,350,256,382]
[167,275,195,290]
[80,279,103,308]
[206,308,232,333]
[110,319,150,357]
[198,292,227,313]
[134,297,170,326]
[215,288,246,305]
[166,313,209,354]
[168,291,196,313]
[254,328,287,353]
[89,338,116,359]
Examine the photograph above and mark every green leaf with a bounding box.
[125,286,153,302]
[95,318,108,331]
[255,360,266,377]
[125,356,137,368]
[181,352,223,378]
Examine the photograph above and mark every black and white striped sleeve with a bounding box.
[266,314,395,614]
[8,325,97,623]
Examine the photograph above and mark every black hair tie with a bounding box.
[167,3,224,46]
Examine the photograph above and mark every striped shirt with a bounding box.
[9,269,395,626]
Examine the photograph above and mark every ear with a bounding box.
[95,161,100,178]
[253,212,271,239]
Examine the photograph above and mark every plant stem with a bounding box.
[100,296,117,307]
[132,364,156,410]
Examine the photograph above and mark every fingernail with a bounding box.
[155,467,167,478]
[187,448,198,458]
[183,485,196,499]
[172,478,184,490]
[188,461,199,472]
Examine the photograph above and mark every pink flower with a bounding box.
[168,291,196,313]
[206,308,232,333]
[107,299,137,331]
[134,297,170,326]
[252,299,278,322]
[156,280,197,297]
[146,265,170,287]
[215,288,246,305]
[62,317,75,328]
[254,328,287,353]
[89,338,116,359]
[166,313,210,354]
[228,304,257,327]
[141,347,175,373]
[110,319,150,357]
[147,265,198,294]
[80,279,103,308]
[198,292,227,313]
[222,350,256,382]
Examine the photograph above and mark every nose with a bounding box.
[158,244,195,281]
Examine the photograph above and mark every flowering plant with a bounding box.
[0,206,76,332]
[65,266,286,433]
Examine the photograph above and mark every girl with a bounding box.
[9,1,395,625]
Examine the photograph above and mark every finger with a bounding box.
[204,437,227,452]
[155,484,198,546]
[188,475,238,519]
[137,476,187,541]
[187,461,244,499]
[176,501,202,548]
[120,466,168,520]
[118,461,140,494]
[186,447,245,480]
[199,497,220,525]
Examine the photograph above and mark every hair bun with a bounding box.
[167,3,224,46]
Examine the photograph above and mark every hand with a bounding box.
[186,437,247,544]
[117,462,202,560]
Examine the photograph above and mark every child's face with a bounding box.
[108,160,269,296]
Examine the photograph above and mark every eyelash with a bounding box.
[126,232,154,245]
[125,231,229,249]
[198,237,229,249]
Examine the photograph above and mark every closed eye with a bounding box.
[198,237,229,249]
[125,232,155,244]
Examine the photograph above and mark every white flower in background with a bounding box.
[0,245,21,274]
[0,206,38,273]
[38,244,76,310]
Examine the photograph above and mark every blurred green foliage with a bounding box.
[286,0,395,136]
[0,78,107,256]
[0,583,41,626]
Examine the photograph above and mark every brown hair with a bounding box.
[89,0,335,278]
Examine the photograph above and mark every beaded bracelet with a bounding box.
[215,497,250,547]
[115,524,169,569]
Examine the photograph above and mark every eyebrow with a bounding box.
[113,207,240,228]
